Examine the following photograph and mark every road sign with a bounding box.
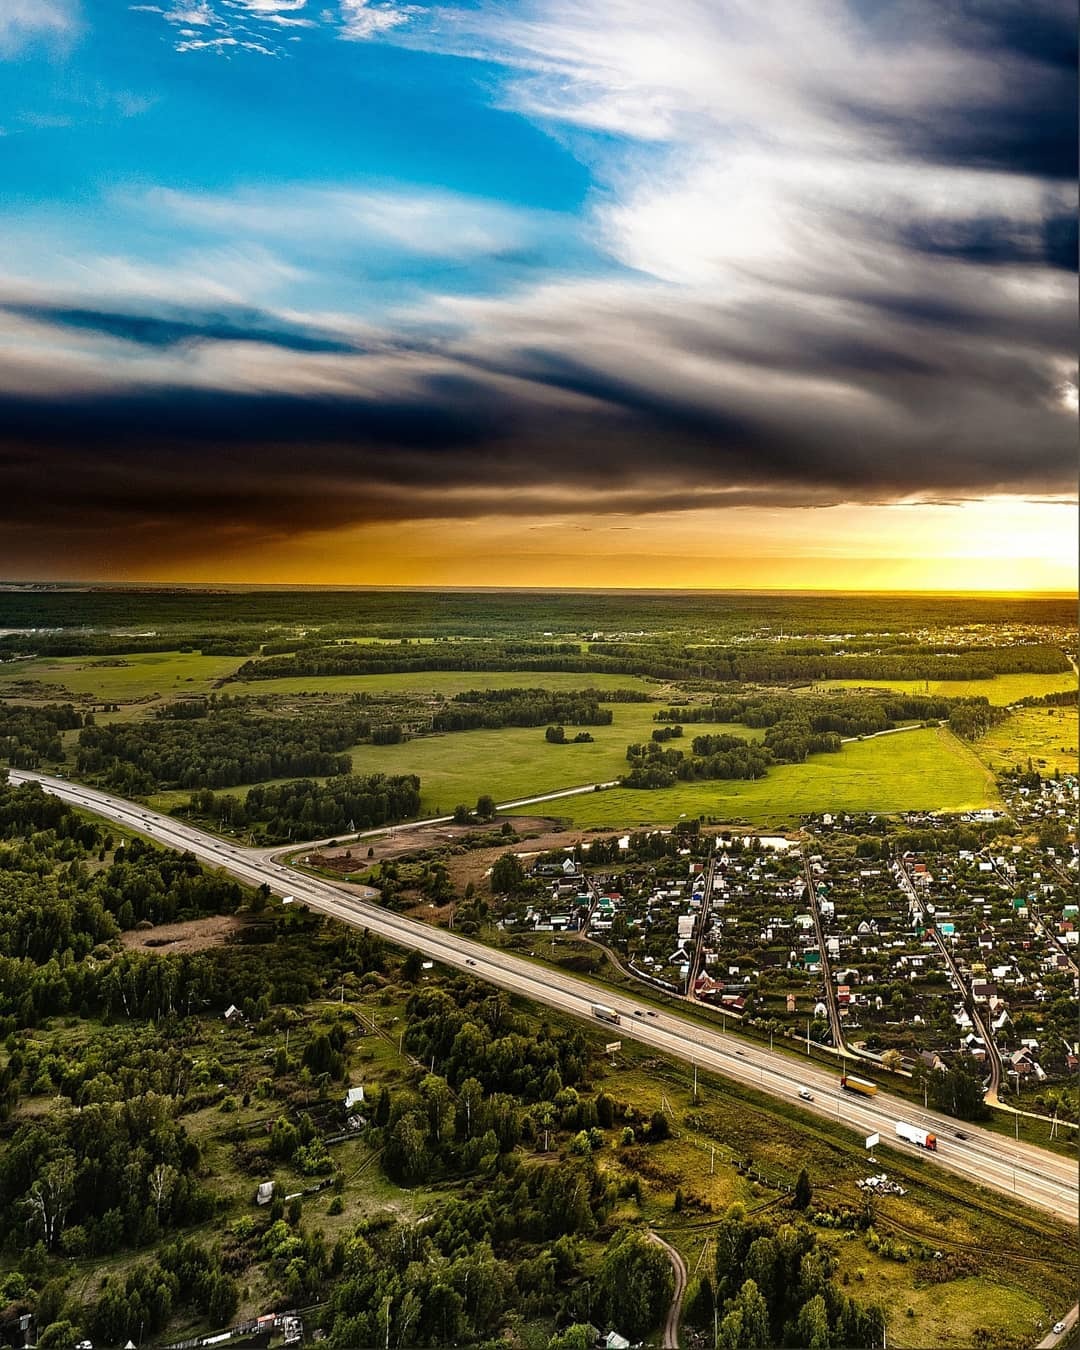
[605,1041,622,1055]
[865,1133,880,1150]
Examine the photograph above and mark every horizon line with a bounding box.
[2,580,1077,600]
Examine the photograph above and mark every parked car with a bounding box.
[1052,1322,1066,1336]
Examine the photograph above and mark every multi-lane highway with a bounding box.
[11,769,1079,1224]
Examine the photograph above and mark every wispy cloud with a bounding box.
[338,1,414,41]
[0,0,80,56]
[141,182,582,262]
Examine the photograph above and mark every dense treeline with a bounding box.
[231,631,1072,691]
[659,691,956,729]
[623,735,773,788]
[590,640,1071,684]
[75,705,372,794]
[177,772,421,841]
[656,690,1019,758]
[402,984,588,1100]
[450,686,649,705]
[2,585,1072,642]
[0,773,267,1032]
[0,633,258,658]
[699,1203,886,1348]
[0,1094,214,1257]
[947,702,1010,740]
[431,687,644,732]
[0,704,85,768]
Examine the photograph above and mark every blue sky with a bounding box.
[0,0,1076,586]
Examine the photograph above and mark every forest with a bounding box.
[230,638,1071,688]
[1,585,1071,643]
[176,772,422,841]
[74,703,374,794]
[0,704,85,769]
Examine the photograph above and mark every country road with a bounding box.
[647,1230,687,1350]
[9,769,1080,1226]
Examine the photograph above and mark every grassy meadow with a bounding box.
[972,705,1079,777]
[517,725,1001,828]
[812,671,1078,705]
[0,651,243,704]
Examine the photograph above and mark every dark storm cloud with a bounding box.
[1,0,1075,574]
[837,1,1077,179]
[3,302,358,355]
[898,216,1079,272]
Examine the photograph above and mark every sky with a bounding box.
[1,0,1076,591]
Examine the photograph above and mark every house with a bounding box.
[224,1004,243,1025]
[255,1181,275,1206]
[344,1086,365,1111]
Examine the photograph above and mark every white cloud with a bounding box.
[143,182,559,258]
[339,0,412,41]
[0,0,80,56]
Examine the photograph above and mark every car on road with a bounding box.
[798,1087,814,1101]
[954,1131,968,1140]
[633,1009,643,1016]
[1053,1322,1066,1335]
[735,1050,745,1057]
[465,958,476,966]
[646,1010,657,1017]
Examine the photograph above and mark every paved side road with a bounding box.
[1037,1304,1079,1349]
[647,1231,688,1350]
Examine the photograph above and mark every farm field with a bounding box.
[0,651,242,703]
[971,704,1079,777]
[812,671,1078,705]
[345,707,764,814]
[517,725,1001,828]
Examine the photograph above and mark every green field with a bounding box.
[343,706,764,814]
[972,705,1079,777]
[813,671,1078,705]
[231,669,661,698]
[515,725,1001,827]
[0,651,243,703]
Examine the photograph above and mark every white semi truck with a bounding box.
[591,1003,621,1025]
[895,1121,937,1151]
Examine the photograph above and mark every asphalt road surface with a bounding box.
[12,769,1079,1226]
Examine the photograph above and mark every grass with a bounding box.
[597,1039,1075,1349]
[142,703,760,817]
[512,725,1001,828]
[345,708,762,813]
[0,651,242,704]
[971,705,1079,777]
[228,670,662,697]
[813,672,1079,706]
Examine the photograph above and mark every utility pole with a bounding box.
[806,1018,810,1056]
[710,1145,715,1175]
[693,1062,698,1102]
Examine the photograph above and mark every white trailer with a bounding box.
[895,1121,937,1151]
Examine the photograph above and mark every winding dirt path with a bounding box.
[647,1230,688,1350]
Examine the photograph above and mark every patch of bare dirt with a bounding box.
[120,913,252,954]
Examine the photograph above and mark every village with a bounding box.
[498,772,1079,1110]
